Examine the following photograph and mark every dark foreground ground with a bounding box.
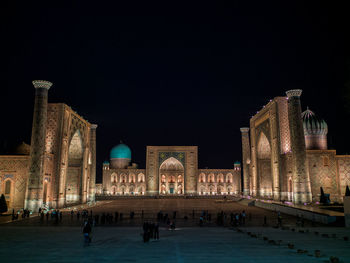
[1,226,350,263]
[1,199,349,262]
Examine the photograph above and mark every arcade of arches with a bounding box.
[99,146,241,196]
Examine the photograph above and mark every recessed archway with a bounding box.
[257,132,273,197]
[159,157,184,195]
[65,130,84,205]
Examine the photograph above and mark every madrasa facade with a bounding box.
[97,145,242,196]
[240,89,350,204]
[2,82,350,211]
[0,81,97,211]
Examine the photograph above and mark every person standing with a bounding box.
[155,222,159,240]
[83,221,92,246]
[242,210,246,225]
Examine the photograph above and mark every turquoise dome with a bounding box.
[103,160,110,165]
[234,161,241,165]
[110,144,131,159]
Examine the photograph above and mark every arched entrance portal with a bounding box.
[257,132,273,198]
[65,130,84,205]
[159,157,184,195]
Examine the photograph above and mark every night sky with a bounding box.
[0,2,348,182]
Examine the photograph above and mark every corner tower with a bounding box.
[25,80,52,211]
[286,89,312,203]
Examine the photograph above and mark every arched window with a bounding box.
[178,185,182,194]
[178,175,182,183]
[217,186,222,194]
[208,174,215,183]
[121,174,127,183]
[5,180,11,194]
[161,175,166,183]
[111,173,117,183]
[218,174,224,183]
[138,173,145,183]
[323,156,329,167]
[129,174,136,183]
[199,173,206,183]
[226,173,233,184]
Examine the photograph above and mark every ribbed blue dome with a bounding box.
[301,108,328,136]
[110,144,131,159]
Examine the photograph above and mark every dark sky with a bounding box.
[0,2,348,182]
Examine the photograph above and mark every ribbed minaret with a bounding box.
[88,124,97,202]
[286,89,312,203]
[240,127,251,196]
[25,80,52,211]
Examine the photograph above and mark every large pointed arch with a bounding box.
[257,132,271,159]
[159,157,184,171]
[159,157,184,195]
[65,130,84,205]
[256,131,273,197]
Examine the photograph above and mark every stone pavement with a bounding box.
[1,226,349,262]
[1,199,319,227]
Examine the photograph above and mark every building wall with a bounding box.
[245,93,350,203]
[0,103,95,210]
[102,168,147,195]
[0,156,30,210]
[197,169,241,195]
[101,146,242,196]
[307,150,340,202]
[336,156,350,197]
[146,146,198,195]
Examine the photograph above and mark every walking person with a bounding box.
[83,221,92,246]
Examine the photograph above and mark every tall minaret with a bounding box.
[240,127,251,196]
[286,89,312,203]
[89,124,97,202]
[25,80,52,211]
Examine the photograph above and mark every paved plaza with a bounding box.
[1,226,350,262]
[1,199,350,262]
[2,199,315,227]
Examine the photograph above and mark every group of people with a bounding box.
[142,221,160,242]
[40,209,63,222]
[11,208,30,220]
[214,210,247,226]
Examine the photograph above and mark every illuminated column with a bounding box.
[286,89,312,203]
[250,123,258,197]
[25,80,52,211]
[81,146,89,203]
[88,124,97,202]
[240,127,251,196]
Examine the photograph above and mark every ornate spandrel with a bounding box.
[158,152,186,168]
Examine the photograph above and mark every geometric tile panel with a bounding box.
[337,158,350,195]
